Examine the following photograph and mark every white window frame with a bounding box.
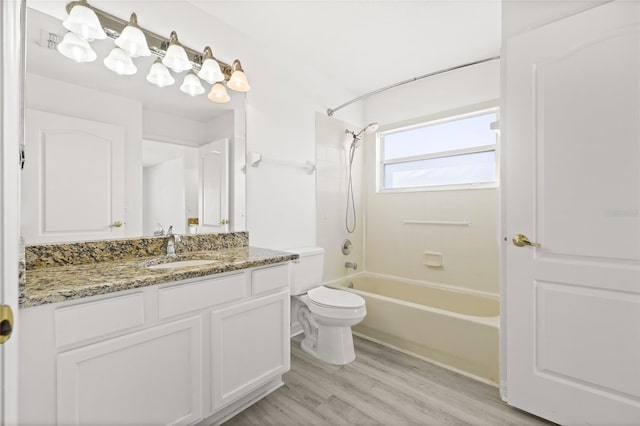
[376,104,499,193]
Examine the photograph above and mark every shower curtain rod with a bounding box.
[326,56,501,117]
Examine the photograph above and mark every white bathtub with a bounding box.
[329,273,499,385]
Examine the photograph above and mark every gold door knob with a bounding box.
[0,305,14,344]
[512,234,541,248]
[219,219,229,225]
[110,220,123,228]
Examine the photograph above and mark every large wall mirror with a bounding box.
[22,6,246,244]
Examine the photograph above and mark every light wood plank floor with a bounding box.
[224,336,553,425]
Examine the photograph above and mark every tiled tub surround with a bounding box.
[22,232,297,308]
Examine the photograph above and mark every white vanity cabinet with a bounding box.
[19,262,291,426]
[57,316,203,426]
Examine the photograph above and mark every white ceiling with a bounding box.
[27,1,501,116]
[189,1,501,97]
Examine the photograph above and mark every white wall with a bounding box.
[142,110,208,146]
[315,112,364,282]
[25,73,144,236]
[206,110,247,231]
[143,158,186,235]
[362,61,500,295]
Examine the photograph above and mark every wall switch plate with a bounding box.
[423,251,443,268]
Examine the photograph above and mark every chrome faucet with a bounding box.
[166,226,176,257]
[345,261,358,270]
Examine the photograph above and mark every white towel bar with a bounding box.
[248,152,316,174]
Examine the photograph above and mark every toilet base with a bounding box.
[300,320,356,365]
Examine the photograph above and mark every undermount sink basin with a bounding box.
[145,259,220,269]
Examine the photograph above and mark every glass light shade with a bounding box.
[114,14,150,58]
[197,58,224,84]
[103,47,137,75]
[208,82,230,103]
[62,2,106,41]
[227,69,250,92]
[162,33,192,73]
[180,71,205,96]
[146,59,175,87]
[56,32,97,63]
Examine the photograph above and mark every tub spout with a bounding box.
[345,262,358,270]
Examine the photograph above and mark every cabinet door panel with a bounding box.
[57,316,202,425]
[211,290,290,411]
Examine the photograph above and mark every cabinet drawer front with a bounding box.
[55,293,144,348]
[158,273,247,319]
[251,263,289,295]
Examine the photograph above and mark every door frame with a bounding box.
[1,0,25,423]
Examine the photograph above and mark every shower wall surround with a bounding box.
[315,112,364,282]
[363,60,501,295]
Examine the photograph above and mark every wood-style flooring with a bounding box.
[223,335,553,425]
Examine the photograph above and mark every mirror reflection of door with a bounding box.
[199,139,229,233]
[22,109,126,243]
[142,140,198,236]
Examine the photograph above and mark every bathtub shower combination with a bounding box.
[330,273,499,385]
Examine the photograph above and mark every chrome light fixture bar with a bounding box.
[64,0,240,82]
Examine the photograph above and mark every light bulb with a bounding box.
[227,60,251,92]
[146,59,175,87]
[180,71,205,96]
[103,47,137,75]
[62,0,106,41]
[114,13,150,58]
[208,82,230,103]
[57,32,97,63]
[162,31,192,73]
[197,46,224,84]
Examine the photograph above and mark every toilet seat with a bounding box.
[308,286,365,309]
[304,286,366,320]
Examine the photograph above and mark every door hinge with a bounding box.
[19,145,25,170]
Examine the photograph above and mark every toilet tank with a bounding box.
[287,247,324,295]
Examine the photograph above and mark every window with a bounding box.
[378,109,498,191]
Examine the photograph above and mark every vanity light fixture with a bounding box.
[58,0,251,104]
[180,71,205,96]
[227,60,251,92]
[57,31,97,62]
[197,46,224,84]
[146,58,175,87]
[63,0,106,41]
[114,13,150,58]
[208,82,230,103]
[162,31,192,73]
[103,47,137,75]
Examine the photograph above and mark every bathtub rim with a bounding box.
[325,272,500,327]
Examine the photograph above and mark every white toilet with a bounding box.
[289,247,366,365]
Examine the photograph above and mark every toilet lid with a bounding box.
[308,286,365,309]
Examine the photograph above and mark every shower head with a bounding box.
[360,122,379,135]
[345,122,380,141]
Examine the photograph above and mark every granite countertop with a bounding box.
[22,246,298,308]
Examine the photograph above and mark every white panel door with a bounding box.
[23,109,125,243]
[505,1,640,424]
[0,0,23,423]
[199,139,229,233]
[57,316,203,425]
[210,290,290,412]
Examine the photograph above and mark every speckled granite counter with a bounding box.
[22,234,297,308]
